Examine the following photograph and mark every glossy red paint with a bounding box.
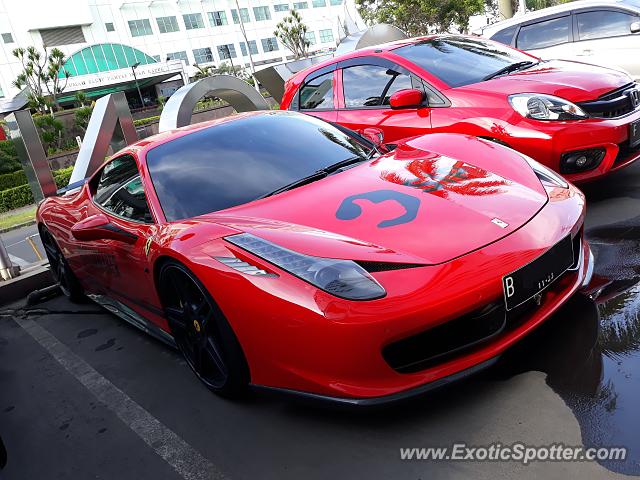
[37,113,590,402]
[281,35,640,183]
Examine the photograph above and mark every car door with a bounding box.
[335,59,435,145]
[572,8,640,80]
[296,67,338,123]
[515,14,575,61]
[70,156,140,294]
[91,154,163,321]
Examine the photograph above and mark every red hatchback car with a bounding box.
[281,34,640,183]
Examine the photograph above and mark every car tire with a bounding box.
[0,433,6,470]
[40,226,84,303]
[158,260,250,397]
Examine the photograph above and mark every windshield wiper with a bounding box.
[483,61,538,81]
[320,155,369,174]
[259,156,369,199]
[258,171,329,199]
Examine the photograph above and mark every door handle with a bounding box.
[578,49,593,56]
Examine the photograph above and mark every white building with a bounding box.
[0,0,364,110]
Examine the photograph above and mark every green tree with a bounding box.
[33,114,64,154]
[215,61,253,84]
[74,105,94,135]
[192,63,216,80]
[525,0,573,10]
[0,140,21,174]
[274,9,310,59]
[12,46,71,115]
[74,90,91,108]
[356,0,486,35]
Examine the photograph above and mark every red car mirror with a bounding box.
[389,89,425,109]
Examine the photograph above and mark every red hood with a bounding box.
[200,134,548,265]
[459,60,632,103]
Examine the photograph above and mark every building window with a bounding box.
[167,51,189,62]
[217,44,237,59]
[231,8,250,23]
[253,6,271,21]
[305,31,316,45]
[208,11,228,27]
[105,22,115,32]
[40,26,86,46]
[156,16,179,33]
[319,28,333,43]
[261,37,278,52]
[128,19,153,37]
[239,40,259,56]
[329,0,342,5]
[293,2,308,9]
[193,47,214,64]
[312,0,326,7]
[274,3,289,12]
[183,13,205,30]
[1,33,13,44]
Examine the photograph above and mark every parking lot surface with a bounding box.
[2,164,640,479]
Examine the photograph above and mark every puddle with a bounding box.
[498,223,640,475]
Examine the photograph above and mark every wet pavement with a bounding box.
[2,164,640,479]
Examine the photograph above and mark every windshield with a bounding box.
[393,36,535,87]
[145,112,369,221]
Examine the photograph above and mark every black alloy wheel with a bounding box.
[159,261,249,396]
[40,227,83,302]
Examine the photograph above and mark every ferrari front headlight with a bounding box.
[509,93,588,121]
[226,233,386,301]
[522,154,569,189]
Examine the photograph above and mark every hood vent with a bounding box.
[355,261,425,273]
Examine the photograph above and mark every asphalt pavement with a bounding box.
[2,163,640,479]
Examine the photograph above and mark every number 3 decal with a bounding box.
[336,190,421,228]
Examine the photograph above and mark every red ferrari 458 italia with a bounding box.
[37,111,592,404]
[281,34,640,183]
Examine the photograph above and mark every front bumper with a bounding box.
[508,108,640,183]
[255,246,594,407]
[215,184,589,402]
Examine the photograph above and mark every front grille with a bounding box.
[577,83,639,119]
[382,301,507,373]
[383,232,583,374]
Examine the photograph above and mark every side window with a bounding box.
[299,71,334,110]
[577,10,638,40]
[342,64,413,108]
[490,25,517,45]
[516,16,571,50]
[93,155,153,223]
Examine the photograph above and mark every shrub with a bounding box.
[0,170,27,190]
[53,166,73,188]
[33,114,64,153]
[0,140,20,174]
[0,185,32,213]
[0,166,74,213]
[134,116,160,127]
